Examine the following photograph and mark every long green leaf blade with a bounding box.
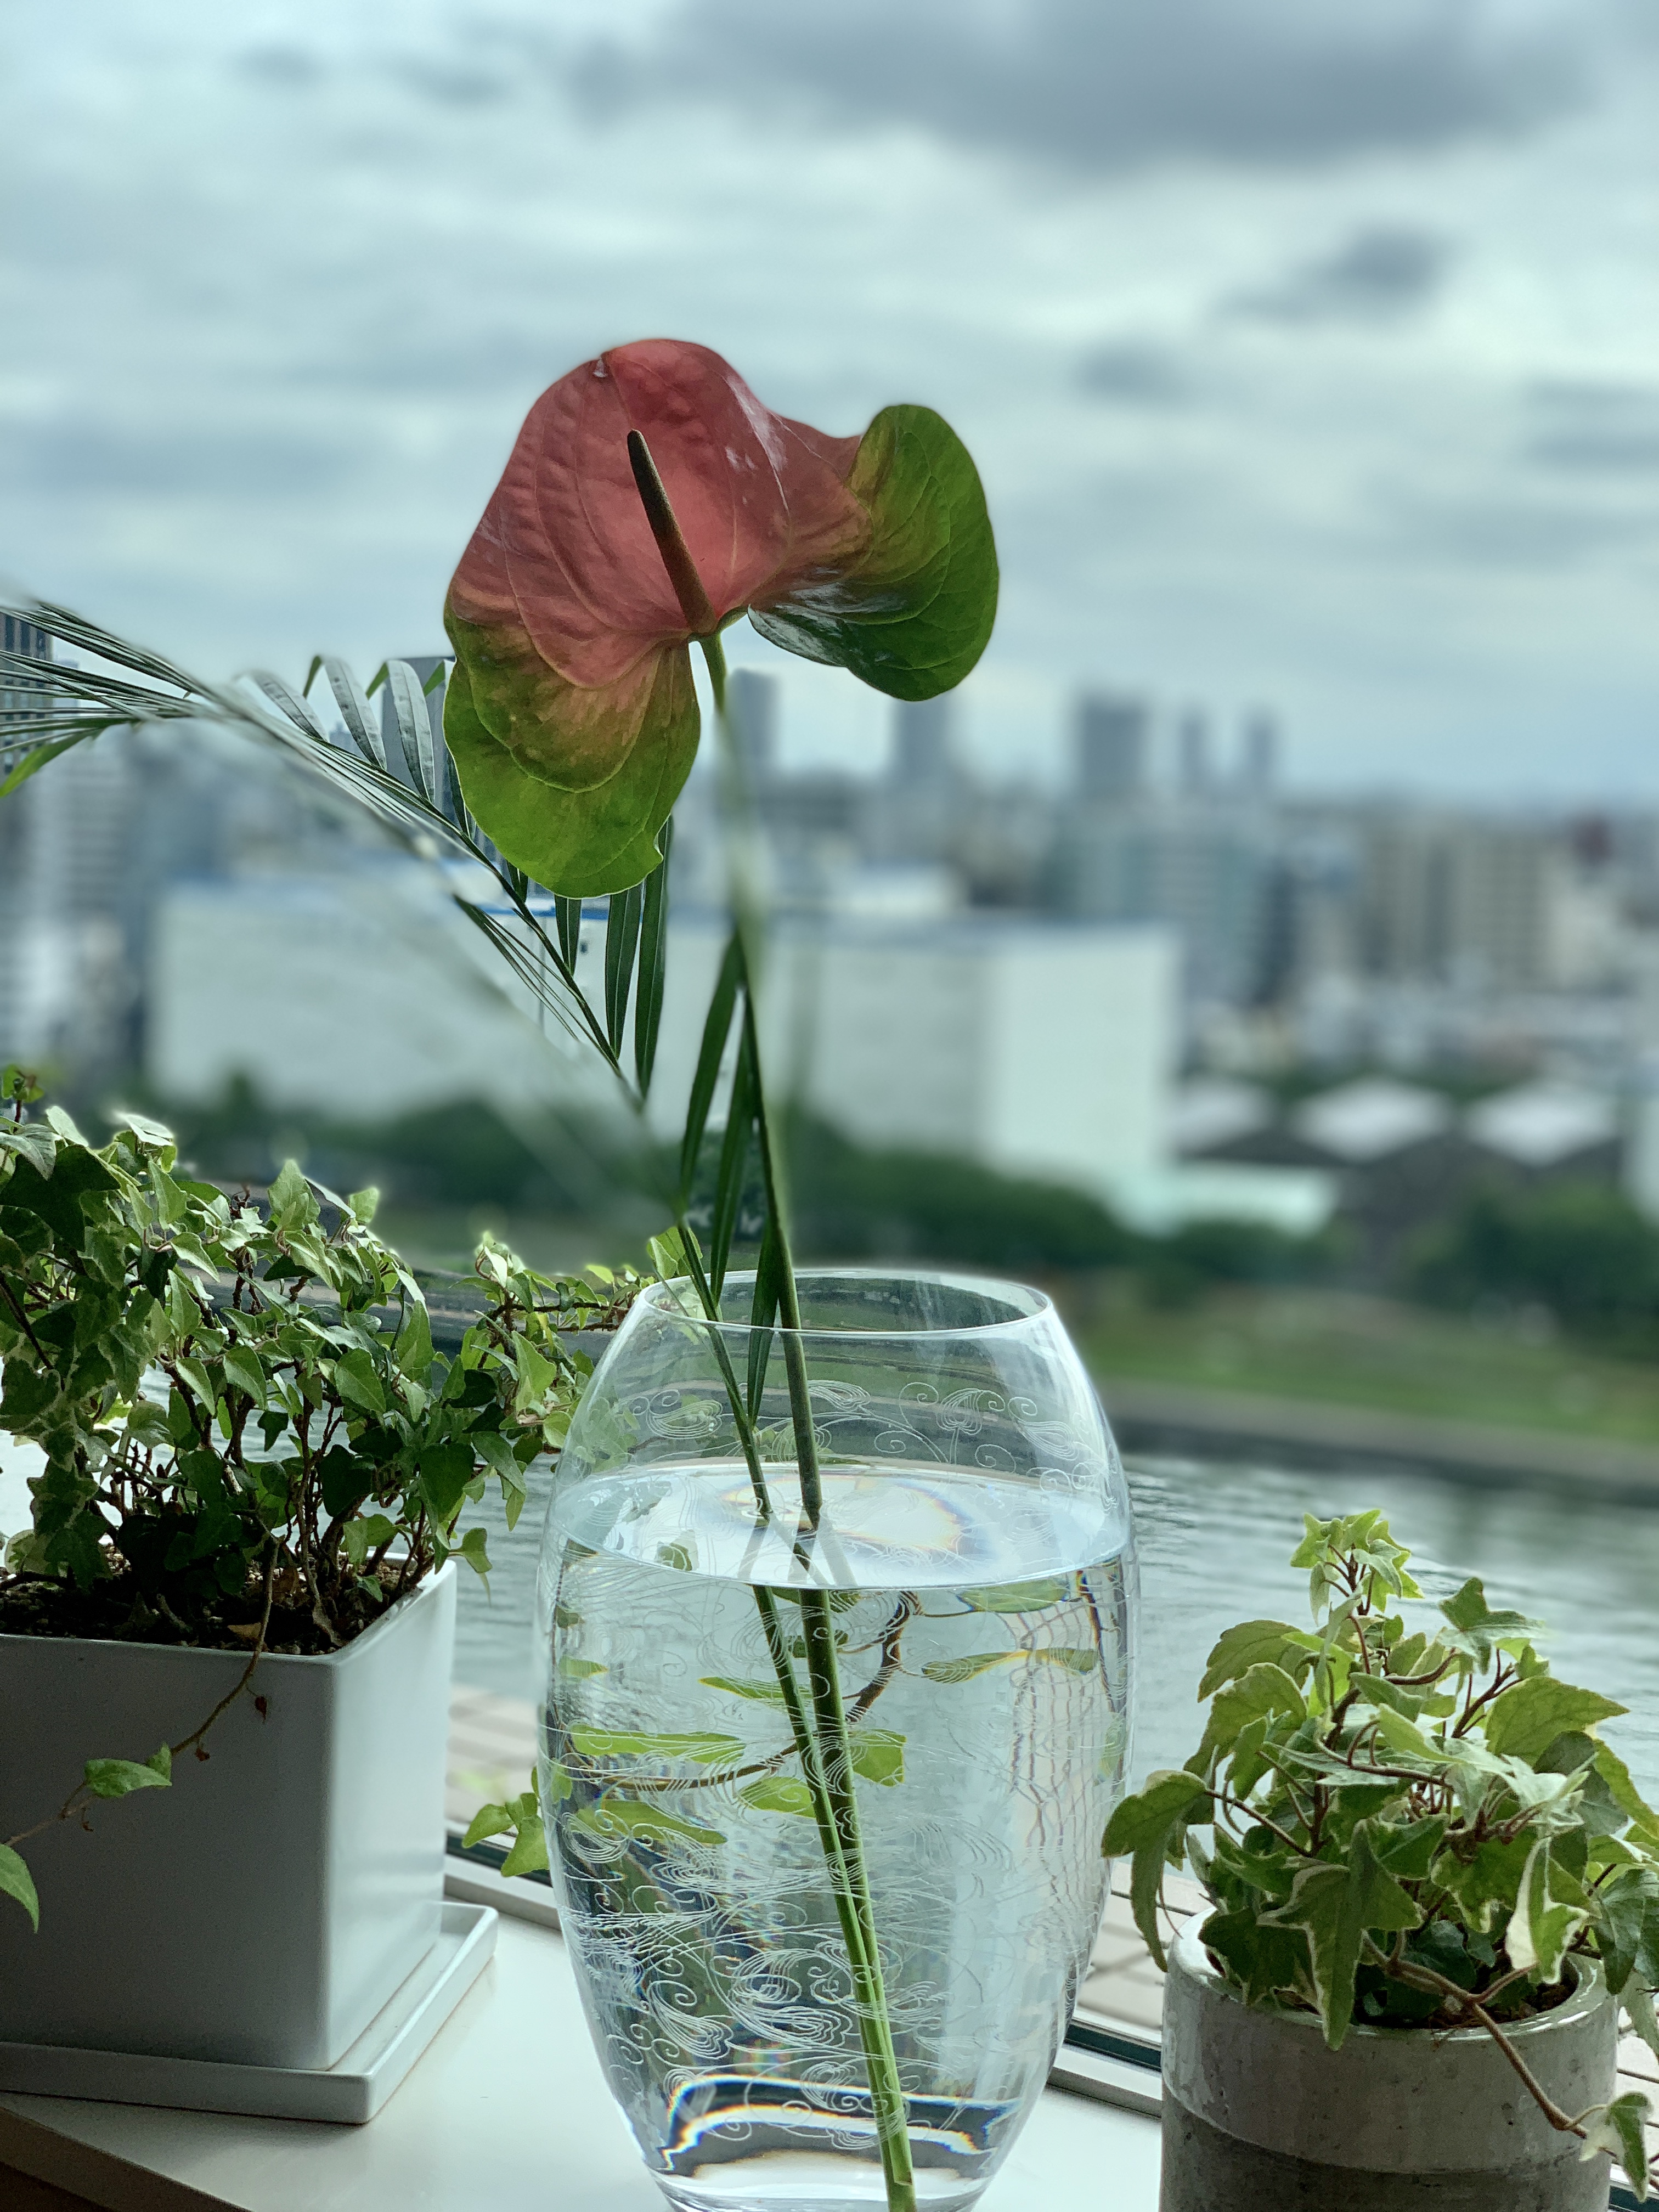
[747,1214,785,1422]
[379,658,441,805]
[249,670,328,741]
[634,821,672,1097]
[554,895,583,970]
[680,933,745,1202]
[709,1018,757,1299]
[0,731,97,798]
[315,655,387,770]
[603,881,644,1057]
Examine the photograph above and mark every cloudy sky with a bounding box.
[2,0,1656,798]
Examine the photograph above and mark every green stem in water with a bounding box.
[698,620,915,2210]
[626,439,913,2209]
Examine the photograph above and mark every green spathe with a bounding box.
[748,405,998,701]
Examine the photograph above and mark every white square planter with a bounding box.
[0,1561,456,2071]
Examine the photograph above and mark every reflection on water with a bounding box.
[453,1449,1659,1805]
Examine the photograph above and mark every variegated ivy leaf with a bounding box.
[1508,1838,1589,1983]
[1578,2092,1651,2199]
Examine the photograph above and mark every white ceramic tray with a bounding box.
[0,1899,496,2124]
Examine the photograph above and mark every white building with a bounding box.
[148,865,591,1120]
[149,867,1180,1198]
[648,911,1179,1194]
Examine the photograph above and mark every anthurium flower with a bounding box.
[443,338,997,895]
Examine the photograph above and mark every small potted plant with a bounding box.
[1103,1509,1657,2208]
[0,1074,603,2074]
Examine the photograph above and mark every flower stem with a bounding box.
[692,616,915,2209]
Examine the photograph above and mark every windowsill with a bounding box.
[0,1878,1163,2211]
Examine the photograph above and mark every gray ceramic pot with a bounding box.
[1161,1917,1619,2211]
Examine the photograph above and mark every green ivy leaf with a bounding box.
[700,1675,786,1703]
[740,1778,817,1820]
[83,1752,173,1801]
[0,1121,58,1179]
[1486,1678,1627,1767]
[1261,1819,1420,2049]
[1578,2091,1651,2199]
[1200,1908,1309,2008]
[500,1819,550,1878]
[418,1438,475,1523]
[221,1346,267,1407]
[1101,1769,1212,1970]
[341,1512,397,1569]
[394,1300,435,1381]
[574,1797,725,1851]
[267,1159,318,1239]
[922,1650,1023,1685]
[849,1730,905,1787]
[463,1800,512,1847]
[960,1579,1067,1614]
[1438,1578,1540,1669]
[1197,1620,1307,1701]
[1198,1663,1307,1771]
[1509,1838,1588,1983]
[454,1523,491,1579]
[1595,1868,1659,1997]
[569,1729,747,1766]
[331,1348,387,1418]
[0,1844,40,1931]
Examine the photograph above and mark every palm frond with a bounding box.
[0,594,625,1088]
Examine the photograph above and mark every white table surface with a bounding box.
[0,1903,1162,2211]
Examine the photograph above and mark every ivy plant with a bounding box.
[1103,1511,1657,2198]
[0,1067,646,1927]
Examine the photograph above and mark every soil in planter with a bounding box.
[0,1558,425,1656]
[1208,1940,1578,2033]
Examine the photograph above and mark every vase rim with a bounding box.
[640,1266,1054,1340]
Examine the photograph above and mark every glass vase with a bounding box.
[534,1269,1136,2211]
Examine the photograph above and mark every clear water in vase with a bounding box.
[538,1462,1131,2212]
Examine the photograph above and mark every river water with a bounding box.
[457,1448,1659,1805]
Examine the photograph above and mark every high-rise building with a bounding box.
[1242,712,1278,799]
[1048,807,1273,1005]
[1,613,53,749]
[727,668,778,787]
[1358,810,1557,990]
[1075,694,1148,802]
[1177,710,1210,796]
[891,697,953,789]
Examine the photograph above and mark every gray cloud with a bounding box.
[1227,225,1452,324]
[1522,381,1659,475]
[573,0,1588,173]
[1076,342,1192,407]
[1380,485,1659,569]
[3,420,362,500]
[234,45,324,89]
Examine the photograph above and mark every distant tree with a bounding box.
[1409,1181,1659,1347]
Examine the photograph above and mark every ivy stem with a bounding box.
[1366,1941,1589,2140]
